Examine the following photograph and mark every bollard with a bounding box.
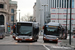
[57,40,62,46]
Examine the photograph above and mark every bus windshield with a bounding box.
[17,24,32,36]
[44,26,59,36]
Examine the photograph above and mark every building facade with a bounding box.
[50,0,75,32]
[33,0,51,27]
[0,0,17,33]
[33,0,75,32]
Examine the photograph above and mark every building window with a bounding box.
[57,0,58,7]
[64,0,66,8]
[11,9,14,13]
[64,9,66,11]
[60,0,61,8]
[68,0,70,8]
[62,0,63,8]
[52,15,55,17]
[0,4,4,8]
[53,0,54,8]
[55,0,56,8]
[63,21,66,22]
[72,0,74,8]
[64,15,66,17]
[11,15,14,21]
[51,0,52,8]
[0,15,4,25]
[52,21,55,22]
[52,10,55,11]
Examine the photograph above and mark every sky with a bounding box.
[12,0,36,21]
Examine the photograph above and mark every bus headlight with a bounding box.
[16,37,18,39]
[44,37,46,38]
[56,38,58,40]
[30,37,32,39]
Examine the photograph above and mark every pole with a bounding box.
[58,8,59,23]
[19,12,20,22]
[58,0,59,23]
[44,5,45,25]
[13,9,14,33]
[69,0,72,45]
[13,10,14,26]
[66,0,68,38]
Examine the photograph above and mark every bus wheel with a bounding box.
[35,40,37,42]
[1,36,3,39]
[17,40,21,42]
[1,38,3,39]
[14,38,15,40]
[64,38,67,40]
[44,41,47,43]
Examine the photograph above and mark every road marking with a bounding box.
[51,46,71,49]
[43,45,50,50]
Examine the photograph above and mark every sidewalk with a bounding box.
[57,35,75,49]
[39,31,43,36]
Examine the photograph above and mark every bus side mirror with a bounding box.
[43,26,44,29]
[14,25,16,29]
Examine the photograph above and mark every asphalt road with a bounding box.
[0,35,74,50]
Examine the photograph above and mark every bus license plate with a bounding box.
[23,38,25,40]
[49,40,52,41]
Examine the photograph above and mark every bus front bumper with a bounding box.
[13,36,15,38]
[16,38,33,41]
[0,36,2,38]
[43,38,58,42]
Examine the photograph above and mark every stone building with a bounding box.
[0,0,17,33]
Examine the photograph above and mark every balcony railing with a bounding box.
[0,8,8,13]
[0,0,6,3]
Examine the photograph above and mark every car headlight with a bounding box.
[16,37,18,39]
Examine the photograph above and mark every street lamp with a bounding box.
[18,10,20,22]
[66,0,69,39]
[39,8,43,27]
[42,4,48,25]
[69,0,72,45]
[57,7,59,23]
[13,9,20,33]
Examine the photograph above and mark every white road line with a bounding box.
[51,46,71,49]
[43,45,50,50]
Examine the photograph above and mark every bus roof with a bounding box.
[46,22,60,26]
[17,21,39,24]
[17,21,33,23]
[17,22,39,27]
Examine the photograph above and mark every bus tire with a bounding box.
[14,38,16,40]
[1,38,3,39]
[35,40,37,42]
[17,40,20,42]
[44,41,47,43]
[1,36,3,39]
[64,38,67,39]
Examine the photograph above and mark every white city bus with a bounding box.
[14,22,39,42]
[43,22,67,43]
